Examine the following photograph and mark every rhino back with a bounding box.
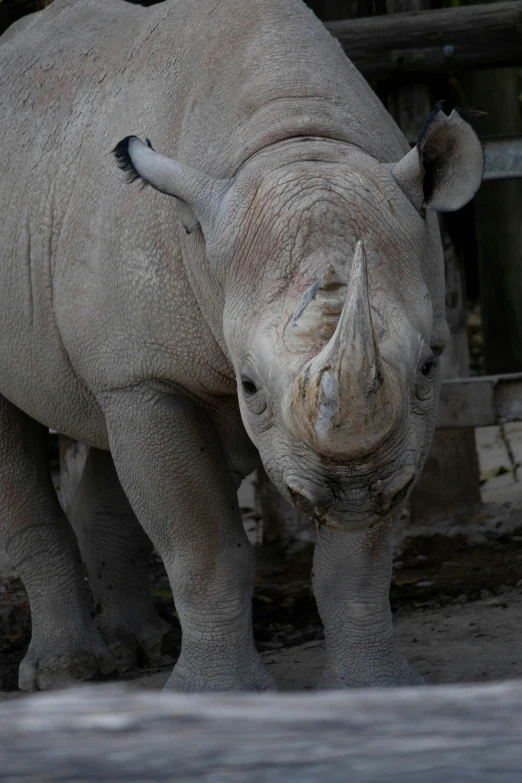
[0,0,407,443]
[165,0,409,172]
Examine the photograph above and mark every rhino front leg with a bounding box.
[0,395,116,691]
[70,447,177,671]
[101,384,275,693]
[313,518,423,688]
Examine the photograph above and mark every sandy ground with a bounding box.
[121,588,522,692]
[3,499,522,700]
[3,588,522,700]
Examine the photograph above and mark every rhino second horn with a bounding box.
[320,264,345,292]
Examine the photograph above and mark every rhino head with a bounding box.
[114,106,483,530]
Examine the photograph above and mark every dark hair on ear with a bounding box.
[112,136,140,182]
[417,102,486,205]
[112,136,155,185]
[415,102,445,205]
[416,100,445,155]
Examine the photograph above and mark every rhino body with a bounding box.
[0,0,409,445]
[0,0,482,692]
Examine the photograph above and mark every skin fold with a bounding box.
[0,0,482,691]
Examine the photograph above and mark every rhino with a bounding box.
[0,0,483,692]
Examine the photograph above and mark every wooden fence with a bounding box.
[327,0,522,79]
[330,0,522,431]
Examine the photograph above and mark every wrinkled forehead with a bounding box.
[233,161,430,321]
[246,160,422,261]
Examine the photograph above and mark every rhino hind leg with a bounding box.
[69,447,177,671]
[0,394,116,691]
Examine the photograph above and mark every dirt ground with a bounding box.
[3,496,522,698]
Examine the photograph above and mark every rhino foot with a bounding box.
[99,614,178,672]
[318,654,424,690]
[19,636,116,692]
[163,648,277,693]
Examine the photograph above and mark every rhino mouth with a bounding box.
[286,480,375,531]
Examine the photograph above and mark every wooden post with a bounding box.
[461,0,522,376]
[385,0,480,522]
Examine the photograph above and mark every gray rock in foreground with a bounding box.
[1,681,522,782]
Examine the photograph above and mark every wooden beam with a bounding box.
[482,135,522,181]
[438,373,522,429]
[326,1,522,80]
[1,682,522,781]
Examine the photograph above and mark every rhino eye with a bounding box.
[241,375,267,415]
[241,378,258,397]
[421,358,435,378]
[420,349,440,380]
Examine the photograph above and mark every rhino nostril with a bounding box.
[288,486,316,518]
[374,472,416,515]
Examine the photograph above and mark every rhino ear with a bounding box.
[113,136,231,234]
[389,106,484,212]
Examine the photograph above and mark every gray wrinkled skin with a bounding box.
[0,0,482,691]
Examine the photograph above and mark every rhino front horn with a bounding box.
[290,240,400,458]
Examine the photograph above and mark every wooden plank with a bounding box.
[475,425,517,503]
[1,682,522,781]
[438,373,522,429]
[483,135,522,181]
[326,1,522,80]
[460,9,522,378]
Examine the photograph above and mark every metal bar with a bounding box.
[438,373,522,429]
